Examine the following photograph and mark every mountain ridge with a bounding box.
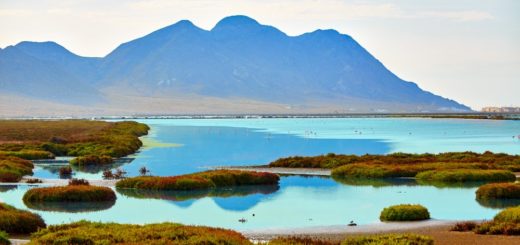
[0,15,471,116]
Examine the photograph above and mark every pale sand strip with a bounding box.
[243,219,464,241]
[0,177,118,187]
[213,166,331,176]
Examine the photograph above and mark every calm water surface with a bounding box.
[2,118,519,229]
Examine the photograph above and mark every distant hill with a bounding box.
[0,15,471,116]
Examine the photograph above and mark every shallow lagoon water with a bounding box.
[3,118,520,229]
[0,176,503,230]
[33,118,520,179]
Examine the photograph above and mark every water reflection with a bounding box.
[333,177,417,187]
[476,198,520,209]
[24,200,116,213]
[117,185,279,203]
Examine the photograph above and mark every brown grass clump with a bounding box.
[0,203,46,234]
[23,185,116,202]
[28,221,251,245]
[116,170,280,191]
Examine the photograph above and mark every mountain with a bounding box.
[0,15,471,116]
[0,43,103,104]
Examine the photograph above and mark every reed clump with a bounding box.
[0,203,46,234]
[379,204,430,221]
[0,155,34,182]
[23,183,116,203]
[116,170,279,191]
[415,169,516,182]
[341,234,433,245]
[476,183,520,200]
[28,221,251,245]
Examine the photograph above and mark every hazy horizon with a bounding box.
[1,0,519,110]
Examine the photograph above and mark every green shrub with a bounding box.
[331,164,419,179]
[341,234,433,245]
[23,185,116,202]
[70,155,113,166]
[116,170,280,191]
[494,206,520,223]
[0,203,46,234]
[0,155,34,182]
[0,231,9,245]
[0,150,54,160]
[475,221,520,235]
[476,183,520,200]
[380,204,430,221]
[0,120,149,159]
[270,151,520,170]
[28,221,251,245]
[268,236,338,245]
[416,169,516,182]
[450,221,478,232]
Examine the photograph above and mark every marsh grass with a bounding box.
[341,234,433,245]
[468,206,520,235]
[0,203,46,234]
[268,236,338,245]
[476,183,520,200]
[379,204,430,222]
[0,155,34,182]
[415,169,516,182]
[28,221,251,245]
[0,120,149,159]
[0,231,8,245]
[271,152,520,170]
[116,170,280,191]
[23,185,116,202]
[450,221,478,232]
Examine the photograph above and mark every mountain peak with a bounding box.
[16,41,65,51]
[212,15,261,31]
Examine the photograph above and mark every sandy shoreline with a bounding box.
[0,177,118,187]
[214,166,332,176]
[243,219,460,240]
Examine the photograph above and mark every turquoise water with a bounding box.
[2,118,520,229]
[33,118,520,179]
[0,177,503,230]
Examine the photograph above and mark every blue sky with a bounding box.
[0,0,518,109]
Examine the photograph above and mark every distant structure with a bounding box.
[482,107,520,113]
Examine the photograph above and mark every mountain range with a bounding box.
[0,15,470,116]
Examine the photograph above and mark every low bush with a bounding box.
[0,231,8,245]
[68,178,89,186]
[25,178,42,184]
[0,155,34,182]
[28,221,251,245]
[270,151,520,170]
[0,150,54,160]
[470,206,520,235]
[23,185,116,202]
[475,221,520,235]
[70,155,113,166]
[476,183,520,200]
[269,236,338,245]
[331,164,418,179]
[116,170,280,191]
[58,166,72,176]
[415,169,516,182]
[450,221,478,232]
[380,204,430,221]
[341,234,433,245]
[0,203,46,234]
[493,206,520,223]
